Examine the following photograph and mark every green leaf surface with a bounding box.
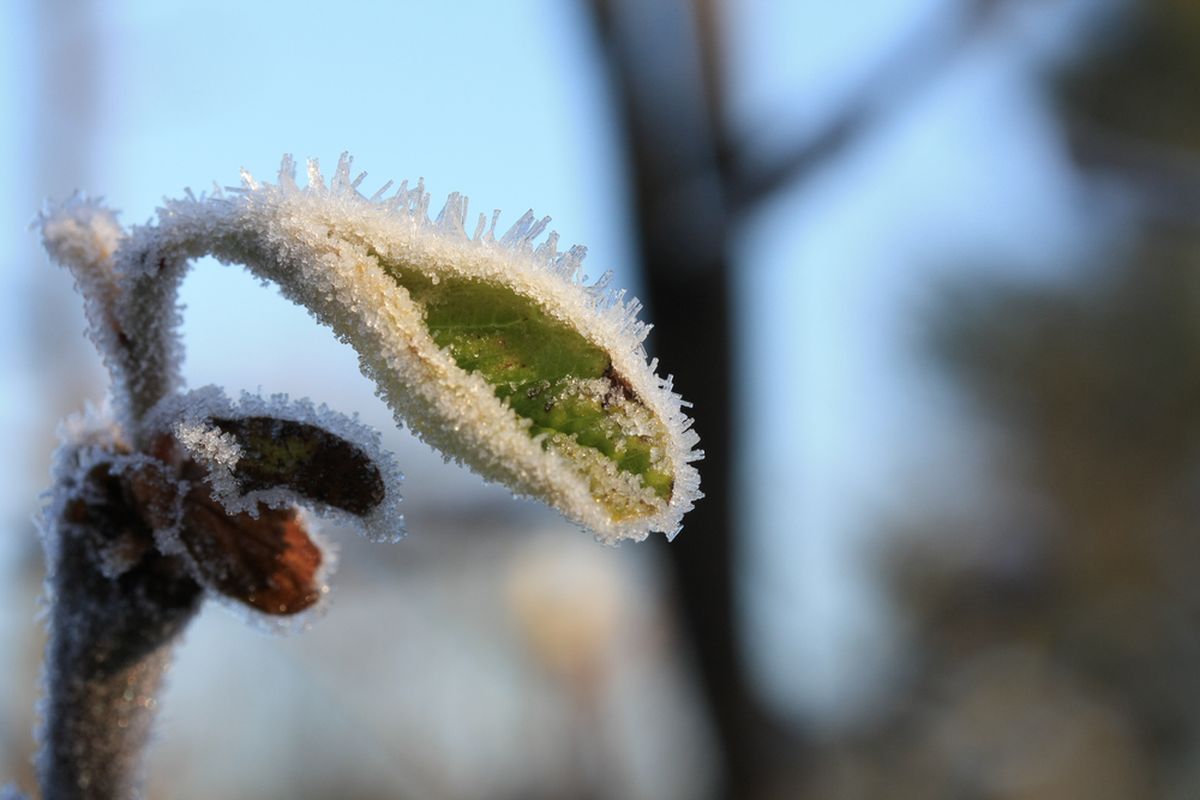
[383,262,674,514]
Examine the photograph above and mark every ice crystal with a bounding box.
[147,386,404,544]
[38,155,702,542]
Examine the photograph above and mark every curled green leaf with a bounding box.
[37,155,702,542]
[384,264,676,522]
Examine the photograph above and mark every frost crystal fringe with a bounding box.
[148,386,405,544]
[39,154,702,542]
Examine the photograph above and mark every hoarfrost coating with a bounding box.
[37,154,702,543]
[150,386,405,544]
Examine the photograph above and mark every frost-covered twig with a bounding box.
[37,416,202,799]
[21,154,701,797]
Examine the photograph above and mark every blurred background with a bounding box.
[2,0,1197,797]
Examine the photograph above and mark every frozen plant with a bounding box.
[18,154,701,799]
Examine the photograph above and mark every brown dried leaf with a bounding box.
[179,482,323,616]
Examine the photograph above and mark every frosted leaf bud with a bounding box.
[42,155,702,543]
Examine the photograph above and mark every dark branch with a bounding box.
[1067,119,1200,231]
[729,0,1008,213]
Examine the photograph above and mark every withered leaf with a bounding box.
[212,416,385,516]
[179,476,323,616]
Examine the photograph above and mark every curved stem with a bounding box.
[115,261,189,444]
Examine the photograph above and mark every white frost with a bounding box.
[40,155,702,543]
[147,387,406,544]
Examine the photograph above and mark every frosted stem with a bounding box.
[37,497,201,799]
[118,261,188,435]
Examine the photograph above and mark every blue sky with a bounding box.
[0,0,1095,727]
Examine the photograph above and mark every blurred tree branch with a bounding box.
[584,1,762,795]
[1068,119,1200,231]
[792,0,1200,794]
[1059,0,1200,229]
[583,0,1016,797]
[728,0,1006,212]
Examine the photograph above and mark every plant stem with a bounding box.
[37,467,202,800]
